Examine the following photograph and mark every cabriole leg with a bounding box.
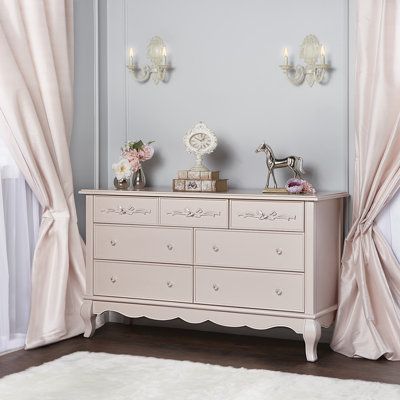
[81,299,96,338]
[303,319,321,362]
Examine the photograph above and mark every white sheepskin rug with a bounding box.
[0,351,399,400]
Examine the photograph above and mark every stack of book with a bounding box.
[172,170,228,192]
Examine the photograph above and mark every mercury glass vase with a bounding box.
[132,168,146,190]
[113,178,129,190]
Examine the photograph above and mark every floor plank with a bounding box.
[0,323,398,384]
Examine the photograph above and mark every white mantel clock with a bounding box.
[183,122,217,172]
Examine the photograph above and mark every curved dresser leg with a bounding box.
[303,319,321,362]
[81,300,96,338]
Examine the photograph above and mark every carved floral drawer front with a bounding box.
[230,200,304,232]
[195,229,304,271]
[160,198,228,228]
[94,196,158,225]
[194,267,304,312]
[94,261,192,302]
[94,225,193,265]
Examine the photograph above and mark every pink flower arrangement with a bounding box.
[285,178,316,194]
[121,140,154,172]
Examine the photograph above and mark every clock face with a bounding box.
[189,132,213,151]
[184,122,217,156]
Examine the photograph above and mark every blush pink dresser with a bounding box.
[80,188,347,361]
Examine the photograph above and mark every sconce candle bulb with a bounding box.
[283,47,289,65]
[320,45,326,64]
[129,48,134,66]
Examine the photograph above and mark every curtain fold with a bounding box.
[0,0,85,348]
[331,0,400,360]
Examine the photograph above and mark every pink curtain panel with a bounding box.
[331,0,400,360]
[0,0,85,348]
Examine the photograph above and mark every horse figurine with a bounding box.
[256,143,305,190]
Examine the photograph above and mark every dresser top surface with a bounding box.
[79,187,348,202]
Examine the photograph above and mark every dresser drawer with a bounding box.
[230,200,304,231]
[94,196,158,225]
[195,267,304,312]
[160,198,228,228]
[195,229,304,271]
[94,225,193,265]
[94,261,192,302]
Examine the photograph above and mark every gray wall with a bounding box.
[102,0,349,193]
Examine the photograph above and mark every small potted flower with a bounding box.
[121,140,154,190]
[112,158,132,190]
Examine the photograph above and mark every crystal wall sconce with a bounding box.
[127,36,169,85]
[280,35,329,87]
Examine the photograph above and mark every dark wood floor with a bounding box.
[0,323,399,384]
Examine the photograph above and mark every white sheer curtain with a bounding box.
[377,192,400,262]
[0,139,40,354]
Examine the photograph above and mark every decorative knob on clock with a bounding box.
[110,276,117,284]
[166,281,174,288]
[167,244,173,251]
[275,248,283,255]
[275,288,283,296]
[110,240,117,247]
[212,283,220,292]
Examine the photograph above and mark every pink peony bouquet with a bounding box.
[121,140,154,172]
[285,178,316,194]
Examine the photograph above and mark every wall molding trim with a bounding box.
[93,0,100,189]
[124,0,129,144]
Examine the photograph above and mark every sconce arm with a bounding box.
[314,64,329,84]
[127,64,168,85]
[127,64,152,83]
[280,64,306,86]
[152,64,168,85]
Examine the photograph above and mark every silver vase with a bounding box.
[132,168,146,190]
[113,177,129,190]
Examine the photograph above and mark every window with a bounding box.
[0,138,40,353]
[377,191,400,263]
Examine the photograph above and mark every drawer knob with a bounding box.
[166,281,174,288]
[110,240,117,247]
[212,245,219,253]
[110,276,117,284]
[275,288,283,296]
[212,283,220,292]
[167,244,173,251]
[275,248,283,255]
